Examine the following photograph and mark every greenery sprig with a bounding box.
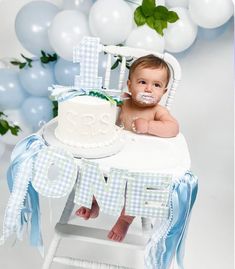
[11,54,33,69]
[134,0,179,36]
[111,55,134,70]
[10,51,58,69]
[0,112,21,136]
[89,90,123,106]
[40,51,57,64]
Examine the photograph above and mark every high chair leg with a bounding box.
[42,233,61,269]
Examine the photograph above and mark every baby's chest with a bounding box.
[119,108,155,129]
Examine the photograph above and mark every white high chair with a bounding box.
[42,42,190,269]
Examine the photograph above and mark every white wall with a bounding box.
[0,1,234,268]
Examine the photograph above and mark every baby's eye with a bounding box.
[139,80,146,84]
[154,83,161,88]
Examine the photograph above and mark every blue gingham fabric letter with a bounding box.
[125,172,172,219]
[32,147,78,198]
[75,159,127,216]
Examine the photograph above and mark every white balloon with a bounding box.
[48,10,90,61]
[0,141,6,159]
[89,0,133,45]
[165,0,188,8]
[189,0,233,29]
[125,25,165,53]
[0,109,33,145]
[164,7,197,53]
[62,0,94,15]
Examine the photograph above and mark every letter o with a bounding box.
[32,146,77,198]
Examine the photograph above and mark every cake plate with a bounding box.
[42,118,127,159]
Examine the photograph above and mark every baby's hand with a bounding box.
[132,118,148,134]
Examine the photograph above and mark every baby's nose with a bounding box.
[145,84,152,92]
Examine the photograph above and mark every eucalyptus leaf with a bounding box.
[146,16,155,29]
[0,112,21,136]
[0,119,9,130]
[52,101,58,118]
[154,6,169,20]
[154,19,168,36]
[9,126,21,136]
[134,6,146,26]
[142,0,155,17]
[111,60,119,70]
[167,11,179,23]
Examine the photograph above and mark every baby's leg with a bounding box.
[108,208,134,242]
[75,196,99,220]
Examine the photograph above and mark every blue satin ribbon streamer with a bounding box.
[145,171,198,269]
[54,88,87,102]
[7,134,46,253]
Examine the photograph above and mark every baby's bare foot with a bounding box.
[75,198,99,220]
[108,216,134,242]
[75,206,91,220]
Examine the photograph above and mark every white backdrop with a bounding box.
[0,1,234,269]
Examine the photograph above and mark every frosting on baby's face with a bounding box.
[127,67,168,107]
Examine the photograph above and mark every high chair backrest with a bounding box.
[101,45,181,111]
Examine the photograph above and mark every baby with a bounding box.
[76,54,179,242]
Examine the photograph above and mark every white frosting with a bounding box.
[55,95,120,148]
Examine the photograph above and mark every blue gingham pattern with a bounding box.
[32,147,77,198]
[125,172,172,219]
[75,159,127,216]
[0,157,32,245]
[73,36,102,90]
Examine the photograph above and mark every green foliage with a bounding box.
[52,101,58,118]
[10,51,58,69]
[111,55,134,70]
[134,1,179,36]
[0,112,21,136]
[40,51,57,64]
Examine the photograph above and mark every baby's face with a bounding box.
[127,67,168,107]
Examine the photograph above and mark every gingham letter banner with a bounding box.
[74,159,127,216]
[32,147,78,198]
[125,172,172,219]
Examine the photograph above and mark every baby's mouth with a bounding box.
[136,93,157,105]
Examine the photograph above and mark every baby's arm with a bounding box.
[134,107,179,138]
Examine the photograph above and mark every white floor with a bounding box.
[0,18,234,269]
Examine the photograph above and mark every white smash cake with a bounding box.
[54,94,124,156]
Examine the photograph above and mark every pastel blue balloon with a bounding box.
[21,97,53,131]
[54,58,80,86]
[19,61,56,96]
[15,1,59,56]
[0,69,27,109]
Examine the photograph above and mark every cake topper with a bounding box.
[73,36,103,90]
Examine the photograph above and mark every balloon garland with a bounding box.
[0,0,233,145]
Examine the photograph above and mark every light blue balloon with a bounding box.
[19,61,56,97]
[15,1,59,56]
[54,58,80,86]
[21,97,53,131]
[0,69,27,109]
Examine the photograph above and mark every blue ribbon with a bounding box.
[7,134,46,253]
[145,171,198,269]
